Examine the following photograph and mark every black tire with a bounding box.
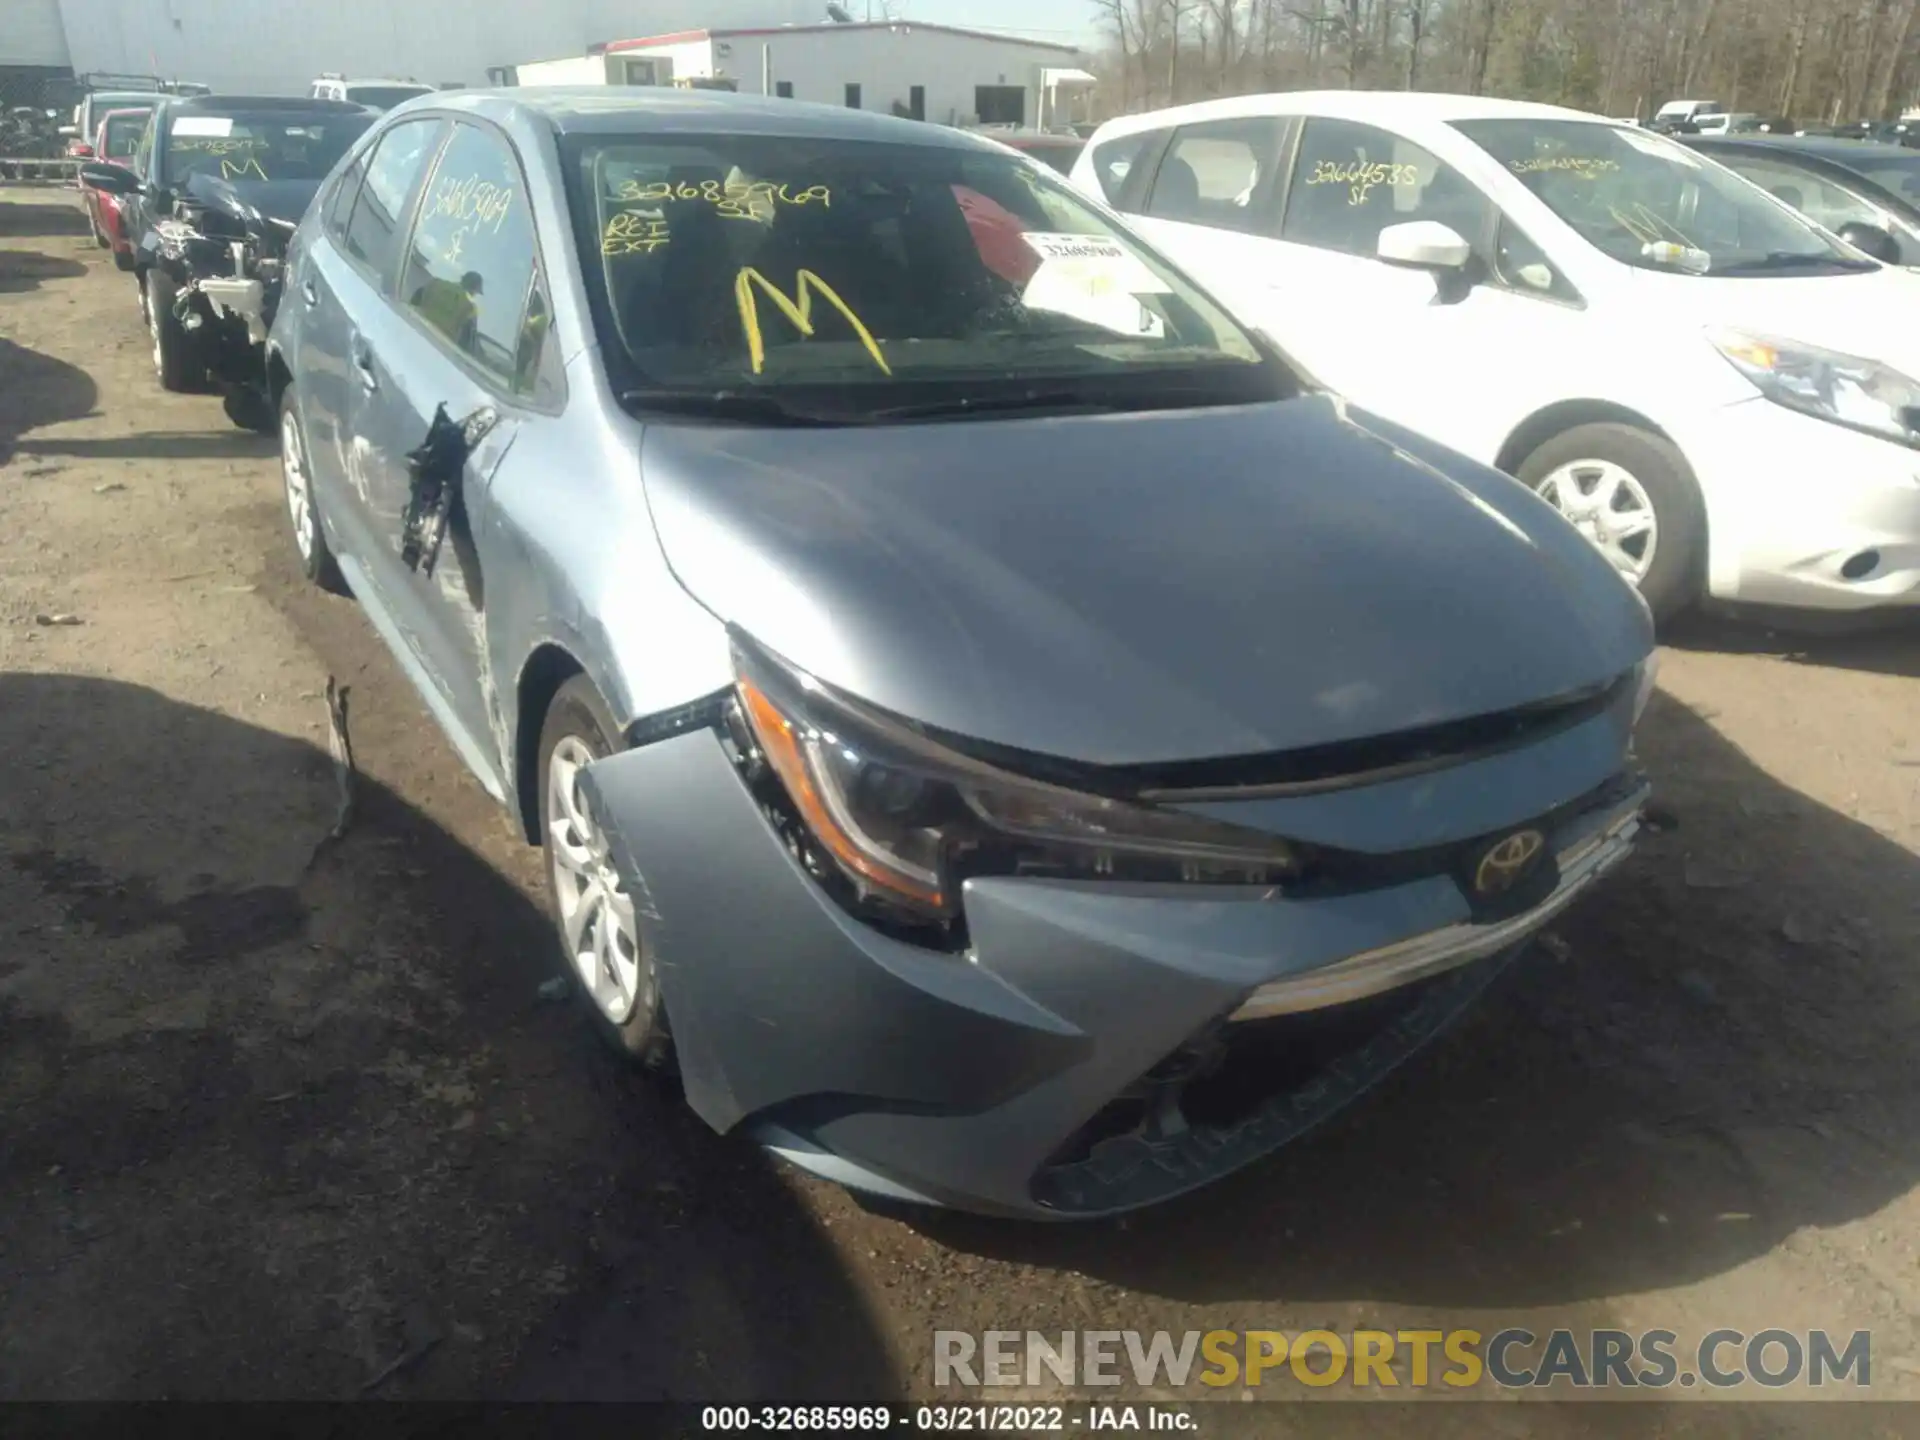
[277,388,348,595]
[144,267,206,393]
[537,676,675,1073]
[112,248,135,273]
[1515,422,1705,624]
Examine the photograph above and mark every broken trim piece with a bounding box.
[622,687,731,749]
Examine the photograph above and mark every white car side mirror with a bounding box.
[1377,220,1472,271]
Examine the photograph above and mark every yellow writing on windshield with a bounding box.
[1307,159,1421,205]
[219,155,269,181]
[615,178,831,220]
[602,210,671,255]
[429,172,515,233]
[734,268,889,376]
[1511,156,1622,179]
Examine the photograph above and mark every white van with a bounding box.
[1070,92,1920,619]
[1653,99,1724,131]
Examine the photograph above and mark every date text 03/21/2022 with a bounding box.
[698,1406,1195,1432]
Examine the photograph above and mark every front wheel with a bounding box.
[1516,422,1705,624]
[144,267,206,393]
[538,677,675,1072]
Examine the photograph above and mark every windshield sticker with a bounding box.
[170,137,266,154]
[428,173,515,234]
[219,155,269,181]
[734,268,890,376]
[1024,265,1167,339]
[1305,159,1421,205]
[1509,156,1622,179]
[614,177,830,221]
[171,115,233,138]
[1020,234,1171,291]
[602,210,671,256]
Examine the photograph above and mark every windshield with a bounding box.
[162,111,372,184]
[346,85,433,110]
[1454,118,1866,275]
[101,111,150,159]
[562,132,1270,407]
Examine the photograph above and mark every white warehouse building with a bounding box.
[12,0,826,96]
[513,22,1093,129]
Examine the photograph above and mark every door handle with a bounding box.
[300,280,318,307]
[350,339,377,392]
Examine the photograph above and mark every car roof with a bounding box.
[88,91,167,106]
[1087,90,1616,138]
[331,79,434,89]
[1695,135,1918,165]
[413,85,1008,153]
[165,95,371,115]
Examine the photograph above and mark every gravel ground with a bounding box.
[4,185,1919,1430]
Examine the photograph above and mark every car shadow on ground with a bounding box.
[0,673,893,1400]
[0,337,98,467]
[1666,607,1920,680]
[11,431,278,463]
[0,250,86,296]
[907,690,1920,1316]
[0,196,88,239]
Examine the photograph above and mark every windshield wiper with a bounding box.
[860,390,1129,422]
[618,388,852,427]
[1712,251,1878,274]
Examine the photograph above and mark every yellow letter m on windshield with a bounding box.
[734,267,891,376]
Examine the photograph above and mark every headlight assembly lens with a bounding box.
[1709,327,1920,446]
[729,637,1301,926]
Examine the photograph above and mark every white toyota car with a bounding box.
[1070,93,1920,621]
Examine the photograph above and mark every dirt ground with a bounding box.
[4,183,1920,1427]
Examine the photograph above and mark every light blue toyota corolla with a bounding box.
[267,87,1657,1219]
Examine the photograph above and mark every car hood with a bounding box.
[639,393,1653,766]
[1634,264,1920,371]
[181,172,320,229]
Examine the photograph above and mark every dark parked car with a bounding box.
[80,94,375,428]
[971,125,1085,174]
[266,87,1656,1219]
[1687,135,1920,264]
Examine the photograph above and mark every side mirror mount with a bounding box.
[1377,219,1472,271]
[1837,221,1901,264]
[78,161,139,195]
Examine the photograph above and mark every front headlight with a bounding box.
[726,636,1301,928]
[1709,327,1920,447]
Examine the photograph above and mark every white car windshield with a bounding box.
[1454,118,1874,276]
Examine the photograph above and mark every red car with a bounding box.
[81,106,153,269]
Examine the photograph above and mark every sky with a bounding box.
[867,0,1102,48]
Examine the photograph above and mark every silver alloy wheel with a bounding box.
[546,735,646,1025]
[1536,458,1659,583]
[281,407,315,561]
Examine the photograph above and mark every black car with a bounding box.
[1685,135,1920,264]
[80,94,374,428]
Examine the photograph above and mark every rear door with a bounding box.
[350,116,553,771]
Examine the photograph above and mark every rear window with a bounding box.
[563,131,1264,398]
[101,112,150,159]
[163,111,373,184]
[346,86,434,110]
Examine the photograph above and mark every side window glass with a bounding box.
[1282,117,1491,258]
[324,151,368,241]
[343,117,445,285]
[1494,217,1580,302]
[514,277,562,403]
[402,121,540,388]
[1715,154,1882,232]
[1146,118,1282,232]
[1088,131,1152,206]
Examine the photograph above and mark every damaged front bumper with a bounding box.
[580,695,1647,1220]
[163,225,289,398]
